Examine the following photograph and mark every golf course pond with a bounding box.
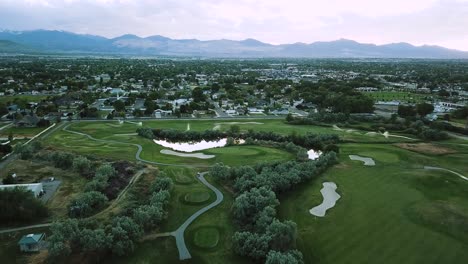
[154,138,322,160]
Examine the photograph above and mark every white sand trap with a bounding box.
[186,123,191,131]
[212,125,221,130]
[308,149,322,160]
[332,125,343,131]
[349,155,376,166]
[160,149,215,159]
[345,129,356,133]
[310,182,341,217]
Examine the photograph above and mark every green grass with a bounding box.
[0,126,47,138]
[184,191,211,204]
[278,143,468,264]
[0,95,49,105]
[193,227,220,249]
[36,119,468,263]
[364,91,429,103]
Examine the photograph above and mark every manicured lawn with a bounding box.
[37,119,468,263]
[278,143,468,264]
[364,91,429,103]
[193,227,220,249]
[184,191,211,204]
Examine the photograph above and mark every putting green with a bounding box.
[193,227,220,249]
[184,191,211,204]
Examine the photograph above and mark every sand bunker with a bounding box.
[332,125,343,131]
[310,182,341,217]
[349,155,376,166]
[308,149,322,160]
[160,149,215,159]
[212,125,221,130]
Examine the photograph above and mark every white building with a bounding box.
[0,183,43,197]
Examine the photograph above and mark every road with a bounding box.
[63,124,209,168]
[0,223,52,234]
[208,99,230,118]
[149,172,224,260]
[424,166,468,181]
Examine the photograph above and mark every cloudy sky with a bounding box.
[1,0,467,50]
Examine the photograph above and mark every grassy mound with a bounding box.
[175,174,194,184]
[193,227,220,249]
[184,191,211,204]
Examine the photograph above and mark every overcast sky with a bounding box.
[1,0,467,50]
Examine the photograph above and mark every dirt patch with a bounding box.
[396,143,456,155]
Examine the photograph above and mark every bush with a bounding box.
[48,151,74,169]
[136,127,154,139]
[72,156,92,175]
[419,128,449,141]
[69,191,108,218]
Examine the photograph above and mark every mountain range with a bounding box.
[0,30,467,58]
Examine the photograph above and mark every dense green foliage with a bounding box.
[0,188,48,225]
[211,151,338,262]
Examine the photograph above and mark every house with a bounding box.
[153,109,172,118]
[16,114,40,127]
[18,233,46,252]
[0,183,44,197]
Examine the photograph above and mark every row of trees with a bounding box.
[210,151,338,263]
[139,127,340,151]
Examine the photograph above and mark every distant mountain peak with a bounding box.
[0,29,467,58]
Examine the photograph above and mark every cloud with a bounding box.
[0,0,467,50]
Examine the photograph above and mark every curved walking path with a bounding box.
[146,172,224,260]
[0,223,52,234]
[63,124,210,168]
[424,166,468,181]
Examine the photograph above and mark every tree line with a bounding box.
[210,152,339,263]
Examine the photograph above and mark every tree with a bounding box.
[233,187,279,228]
[14,144,34,160]
[397,105,416,118]
[0,102,8,116]
[267,219,297,251]
[107,216,143,256]
[113,100,126,112]
[266,250,304,264]
[232,231,272,260]
[286,113,294,123]
[416,103,434,117]
[72,156,92,175]
[0,188,48,224]
[210,163,230,181]
[95,164,116,179]
[69,191,108,218]
[78,228,108,252]
[149,176,173,193]
[192,87,206,102]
